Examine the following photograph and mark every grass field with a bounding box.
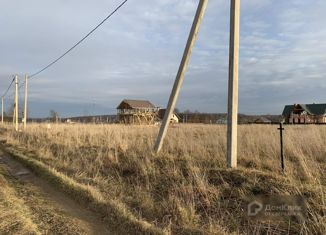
[0,123,325,234]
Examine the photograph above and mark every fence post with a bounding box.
[278,123,285,172]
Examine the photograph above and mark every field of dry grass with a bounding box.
[0,123,325,234]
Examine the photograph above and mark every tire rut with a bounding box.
[0,149,116,235]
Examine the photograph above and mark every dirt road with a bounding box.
[0,149,116,235]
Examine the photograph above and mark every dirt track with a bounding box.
[0,149,116,235]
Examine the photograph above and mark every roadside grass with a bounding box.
[0,167,40,235]
[0,124,325,234]
[1,146,165,235]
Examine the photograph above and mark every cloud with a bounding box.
[0,0,325,117]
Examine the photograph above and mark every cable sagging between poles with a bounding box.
[29,0,128,79]
[1,76,15,98]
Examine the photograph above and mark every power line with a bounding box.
[19,80,26,89]
[4,89,15,101]
[29,0,128,79]
[1,76,15,98]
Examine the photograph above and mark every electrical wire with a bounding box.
[1,76,15,98]
[19,80,26,89]
[29,0,128,79]
[2,0,129,118]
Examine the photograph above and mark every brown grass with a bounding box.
[1,123,325,234]
[0,167,40,235]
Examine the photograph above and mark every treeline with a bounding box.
[177,111,282,124]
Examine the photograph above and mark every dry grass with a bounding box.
[4,147,164,235]
[1,123,325,234]
[0,168,40,235]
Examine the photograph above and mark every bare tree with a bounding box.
[49,110,60,123]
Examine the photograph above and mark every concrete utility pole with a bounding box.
[154,0,208,153]
[227,0,241,168]
[12,103,15,126]
[13,87,16,126]
[23,74,28,130]
[1,97,3,124]
[15,75,19,131]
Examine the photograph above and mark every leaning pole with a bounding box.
[154,0,208,153]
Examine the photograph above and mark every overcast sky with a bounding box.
[1,0,325,117]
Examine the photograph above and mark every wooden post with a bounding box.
[227,0,240,168]
[278,123,285,172]
[15,75,19,131]
[1,97,3,124]
[154,0,208,153]
[23,74,28,130]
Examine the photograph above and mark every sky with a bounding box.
[0,0,325,118]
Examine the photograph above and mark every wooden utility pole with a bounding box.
[1,97,3,124]
[227,0,240,168]
[23,75,28,130]
[154,0,208,153]
[15,75,19,131]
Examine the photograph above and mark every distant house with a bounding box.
[282,103,326,124]
[253,117,272,124]
[158,109,180,123]
[117,99,159,124]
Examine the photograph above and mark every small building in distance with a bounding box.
[117,99,159,124]
[158,109,180,123]
[282,103,326,124]
[253,117,272,124]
